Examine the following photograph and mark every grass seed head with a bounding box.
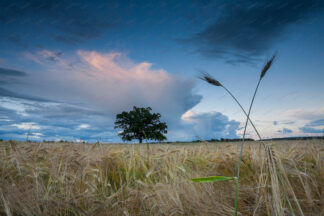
[199,72,222,87]
[260,54,276,80]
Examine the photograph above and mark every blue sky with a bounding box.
[0,0,324,142]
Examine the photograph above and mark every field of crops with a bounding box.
[0,140,323,215]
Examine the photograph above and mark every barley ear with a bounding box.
[260,53,276,80]
[199,72,222,87]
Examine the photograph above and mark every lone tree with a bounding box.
[114,106,167,143]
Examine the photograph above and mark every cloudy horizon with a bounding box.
[1,0,324,142]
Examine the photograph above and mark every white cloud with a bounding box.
[11,122,41,130]
[32,132,43,136]
[0,97,33,116]
[28,132,43,139]
[176,110,240,140]
[279,107,324,122]
[77,124,90,130]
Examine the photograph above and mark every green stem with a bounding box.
[224,79,262,216]
[214,73,298,216]
[234,177,239,216]
[236,78,261,180]
[276,170,295,216]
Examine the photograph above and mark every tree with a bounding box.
[114,106,167,143]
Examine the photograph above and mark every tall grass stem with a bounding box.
[237,78,261,180]
[221,86,262,140]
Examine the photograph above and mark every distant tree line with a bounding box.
[263,136,324,141]
[192,138,255,143]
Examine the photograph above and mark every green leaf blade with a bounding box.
[191,176,235,183]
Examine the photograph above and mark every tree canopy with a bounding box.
[114,106,167,143]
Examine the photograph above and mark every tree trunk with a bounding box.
[139,138,143,144]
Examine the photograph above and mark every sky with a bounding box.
[0,0,324,142]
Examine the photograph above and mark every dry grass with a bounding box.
[0,140,323,215]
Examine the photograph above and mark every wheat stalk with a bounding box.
[238,54,276,178]
[199,72,263,140]
[199,54,303,216]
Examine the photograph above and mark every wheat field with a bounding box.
[0,140,323,216]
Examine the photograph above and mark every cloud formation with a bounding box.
[0,97,116,142]
[0,67,28,86]
[0,67,27,77]
[277,128,293,134]
[0,0,119,46]
[0,49,204,141]
[280,107,324,122]
[179,110,240,140]
[270,107,324,137]
[300,119,324,134]
[8,49,202,120]
[76,50,202,124]
[189,0,324,63]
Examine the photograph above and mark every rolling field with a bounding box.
[0,140,323,215]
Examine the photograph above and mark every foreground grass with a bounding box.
[0,140,323,215]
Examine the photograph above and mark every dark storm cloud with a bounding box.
[0,0,119,45]
[190,0,324,63]
[0,67,27,77]
[24,103,106,129]
[0,67,46,101]
[0,67,27,85]
[7,35,29,48]
[0,87,51,102]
